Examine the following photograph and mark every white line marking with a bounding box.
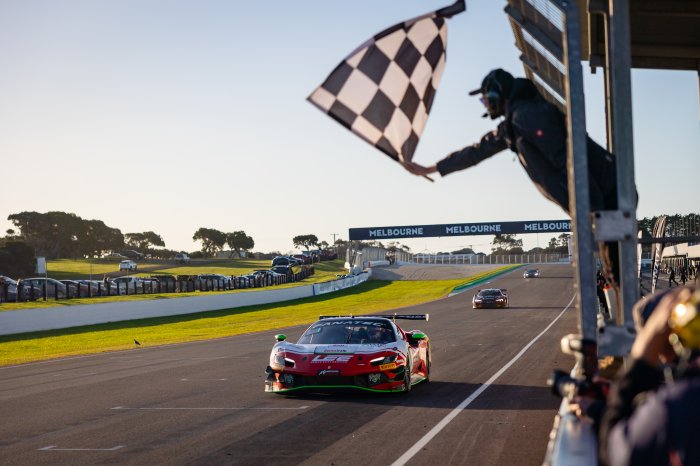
[111,406,309,411]
[39,445,125,451]
[391,295,575,466]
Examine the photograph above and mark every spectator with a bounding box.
[680,267,688,285]
[598,285,700,466]
[669,267,679,287]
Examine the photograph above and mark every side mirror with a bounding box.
[275,334,287,342]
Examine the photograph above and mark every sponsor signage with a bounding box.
[348,220,571,240]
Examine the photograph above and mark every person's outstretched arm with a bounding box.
[403,125,508,178]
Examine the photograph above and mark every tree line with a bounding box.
[3,211,696,265]
[2,211,260,260]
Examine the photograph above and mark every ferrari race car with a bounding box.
[472,288,509,309]
[265,315,431,394]
[523,268,540,278]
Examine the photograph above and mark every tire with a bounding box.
[424,346,431,383]
[403,360,412,393]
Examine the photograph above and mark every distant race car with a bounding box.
[523,269,540,278]
[265,315,431,394]
[472,288,509,309]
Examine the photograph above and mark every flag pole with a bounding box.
[436,0,466,18]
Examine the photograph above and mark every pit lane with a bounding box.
[0,263,577,465]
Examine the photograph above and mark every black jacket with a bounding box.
[436,78,617,214]
[599,359,700,466]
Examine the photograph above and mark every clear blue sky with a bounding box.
[1,0,697,255]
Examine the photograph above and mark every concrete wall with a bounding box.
[0,273,370,336]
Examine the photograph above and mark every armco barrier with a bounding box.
[0,272,370,336]
[312,271,370,295]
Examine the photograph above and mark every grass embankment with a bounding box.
[0,265,518,366]
[0,259,347,311]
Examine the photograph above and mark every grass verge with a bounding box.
[0,265,518,366]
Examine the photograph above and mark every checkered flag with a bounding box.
[308,1,465,166]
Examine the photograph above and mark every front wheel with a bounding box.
[403,361,412,393]
[424,347,431,383]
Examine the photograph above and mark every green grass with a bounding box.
[45,257,343,280]
[0,265,517,366]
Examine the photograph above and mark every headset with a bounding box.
[479,70,506,119]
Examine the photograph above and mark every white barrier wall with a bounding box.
[0,273,370,336]
[312,271,369,295]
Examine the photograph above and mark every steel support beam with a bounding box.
[604,0,638,327]
[560,0,598,346]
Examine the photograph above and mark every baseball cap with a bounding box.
[468,69,514,97]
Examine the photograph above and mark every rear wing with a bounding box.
[319,314,429,322]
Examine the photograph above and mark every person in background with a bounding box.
[669,267,679,287]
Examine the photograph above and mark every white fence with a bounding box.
[403,253,569,265]
[0,273,370,336]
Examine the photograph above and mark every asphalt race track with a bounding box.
[0,263,579,465]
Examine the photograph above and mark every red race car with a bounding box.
[265,314,431,394]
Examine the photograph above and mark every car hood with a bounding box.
[276,342,397,355]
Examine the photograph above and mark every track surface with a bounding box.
[0,264,578,465]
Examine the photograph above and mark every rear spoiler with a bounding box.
[319,313,429,322]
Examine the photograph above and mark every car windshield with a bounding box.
[480,290,502,297]
[297,320,396,345]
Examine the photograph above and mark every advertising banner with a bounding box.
[349,220,571,240]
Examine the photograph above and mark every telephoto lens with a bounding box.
[669,288,700,350]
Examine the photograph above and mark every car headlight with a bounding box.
[496,298,505,302]
[474,298,482,303]
[370,354,398,366]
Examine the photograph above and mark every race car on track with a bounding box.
[472,288,509,309]
[523,268,540,278]
[265,315,430,394]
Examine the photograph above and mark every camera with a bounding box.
[669,288,700,350]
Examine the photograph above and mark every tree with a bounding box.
[0,241,36,277]
[82,220,124,257]
[292,234,319,251]
[192,228,226,257]
[544,234,570,254]
[125,231,165,251]
[491,234,523,254]
[226,231,255,258]
[7,211,124,258]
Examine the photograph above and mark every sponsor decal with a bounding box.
[313,321,381,328]
[379,362,398,371]
[315,345,353,354]
[318,369,341,376]
[349,220,570,240]
[312,355,352,363]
